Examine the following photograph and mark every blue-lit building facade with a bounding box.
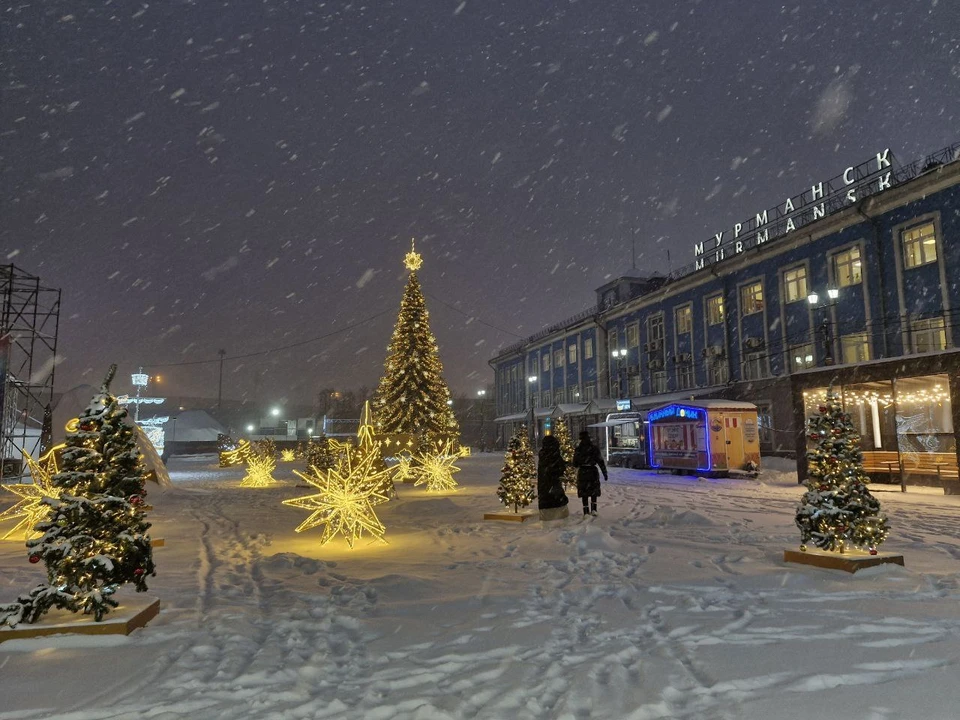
[491,143,960,487]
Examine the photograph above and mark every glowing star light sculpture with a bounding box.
[413,441,461,493]
[284,451,392,548]
[0,447,63,541]
[281,449,296,462]
[240,452,278,487]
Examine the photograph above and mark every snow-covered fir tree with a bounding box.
[796,390,889,553]
[372,240,459,448]
[497,427,536,513]
[0,365,156,626]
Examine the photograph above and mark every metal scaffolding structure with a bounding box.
[1,265,61,481]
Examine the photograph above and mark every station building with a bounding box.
[490,142,960,487]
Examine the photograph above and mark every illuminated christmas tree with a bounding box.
[497,426,536,513]
[305,436,336,472]
[552,419,578,488]
[796,390,889,553]
[372,240,460,447]
[0,366,156,627]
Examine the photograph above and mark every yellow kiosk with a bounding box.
[647,400,760,476]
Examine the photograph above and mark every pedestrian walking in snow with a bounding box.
[573,430,607,516]
[537,435,569,521]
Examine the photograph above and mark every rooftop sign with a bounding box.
[694,149,894,270]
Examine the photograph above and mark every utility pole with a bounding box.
[217,349,227,411]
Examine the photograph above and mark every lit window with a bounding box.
[541,353,551,372]
[583,338,594,360]
[841,333,870,364]
[675,306,692,335]
[554,348,564,368]
[789,343,816,372]
[706,295,724,326]
[626,323,639,347]
[568,344,578,364]
[833,247,862,288]
[741,281,764,315]
[902,222,938,269]
[912,317,946,354]
[783,266,808,304]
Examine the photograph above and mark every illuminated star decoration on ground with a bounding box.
[284,450,392,548]
[403,238,424,271]
[281,449,296,462]
[0,446,63,541]
[413,441,461,493]
[240,452,278,487]
[391,453,417,484]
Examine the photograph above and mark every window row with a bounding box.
[536,337,595,372]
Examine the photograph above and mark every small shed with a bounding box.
[647,400,760,475]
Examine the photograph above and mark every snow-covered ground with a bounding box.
[2,453,960,720]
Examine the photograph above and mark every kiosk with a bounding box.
[647,400,760,476]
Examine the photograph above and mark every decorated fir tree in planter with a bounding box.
[796,390,889,554]
[372,240,460,448]
[0,365,156,627]
[552,419,578,489]
[497,427,536,513]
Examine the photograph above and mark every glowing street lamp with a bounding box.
[270,407,281,417]
[246,424,255,433]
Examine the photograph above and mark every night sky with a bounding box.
[2,1,957,408]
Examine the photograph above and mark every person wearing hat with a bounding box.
[573,430,607,516]
[537,434,569,521]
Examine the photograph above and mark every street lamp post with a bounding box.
[611,348,628,398]
[527,375,539,446]
[807,288,840,366]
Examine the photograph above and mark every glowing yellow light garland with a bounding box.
[412,441,461,492]
[0,446,64,541]
[284,450,392,548]
[221,439,252,467]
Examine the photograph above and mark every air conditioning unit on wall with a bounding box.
[744,336,764,350]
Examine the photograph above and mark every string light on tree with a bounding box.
[796,389,889,554]
[372,239,460,448]
[0,365,155,627]
[284,450,392,548]
[497,426,537,513]
[0,446,63,541]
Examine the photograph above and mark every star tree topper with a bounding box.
[285,449,392,548]
[404,238,424,271]
[0,446,62,541]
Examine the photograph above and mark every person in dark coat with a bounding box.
[537,435,569,513]
[573,430,607,516]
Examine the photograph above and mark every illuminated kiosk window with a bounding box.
[894,375,955,459]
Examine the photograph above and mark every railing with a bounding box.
[495,305,599,358]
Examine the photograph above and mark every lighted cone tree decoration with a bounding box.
[0,365,156,627]
[497,426,537,513]
[552,419,578,489]
[412,441,461,492]
[796,389,889,554]
[372,239,460,449]
[356,401,393,497]
[0,446,62,541]
[284,447,392,548]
